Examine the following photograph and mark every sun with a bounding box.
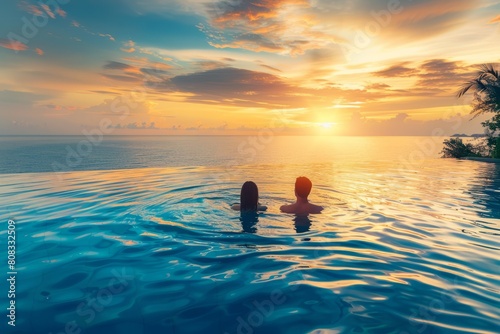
[320,122,335,129]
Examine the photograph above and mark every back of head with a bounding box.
[240,181,259,212]
[295,176,312,199]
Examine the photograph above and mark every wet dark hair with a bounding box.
[240,181,259,212]
[295,177,312,198]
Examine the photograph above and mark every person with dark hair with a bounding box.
[231,181,267,212]
[280,177,323,214]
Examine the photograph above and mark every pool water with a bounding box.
[0,137,499,334]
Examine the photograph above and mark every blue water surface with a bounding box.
[0,136,499,334]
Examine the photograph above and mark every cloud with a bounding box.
[35,48,44,56]
[99,33,115,41]
[40,3,56,18]
[372,59,474,96]
[82,98,152,116]
[101,58,172,84]
[365,83,390,90]
[18,2,44,16]
[320,0,480,38]
[89,90,121,95]
[0,90,50,105]
[0,39,28,51]
[0,92,157,135]
[420,59,461,72]
[141,68,169,77]
[168,67,297,107]
[42,104,77,111]
[202,0,345,55]
[122,57,173,71]
[260,64,282,72]
[104,61,134,70]
[490,15,500,23]
[18,1,66,18]
[185,125,203,131]
[102,74,142,82]
[195,60,228,70]
[209,0,307,23]
[196,0,482,55]
[71,20,116,42]
[415,59,472,90]
[56,8,67,18]
[374,63,419,77]
[152,67,369,109]
[114,122,158,129]
[337,111,489,136]
[121,40,136,53]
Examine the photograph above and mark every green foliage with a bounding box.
[441,138,482,158]
[493,138,500,159]
[482,113,500,134]
[450,63,500,158]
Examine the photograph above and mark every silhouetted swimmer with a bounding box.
[280,177,323,215]
[231,181,267,212]
[231,181,266,233]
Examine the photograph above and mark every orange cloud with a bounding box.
[390,0,478,22]
[40,4,56,18]
[122,57,173,71]
[19,2,44,16]
[56,8,67,17]
[202,0,481,55]
[21,0,66,18]
[0,39,28,51]
[490,15,500,23]
[212,0,308,24]
[204,0,345,55]
[35,48,44,56]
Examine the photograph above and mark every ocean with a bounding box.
[0,136,498,334]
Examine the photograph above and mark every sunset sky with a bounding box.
[1,0,499,135]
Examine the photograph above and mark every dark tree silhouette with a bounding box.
[443,64,500,158]
[457,63,500,118]
[441,138,482,158]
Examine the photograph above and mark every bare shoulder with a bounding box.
[309,203,324,214]
[280,204,294,213]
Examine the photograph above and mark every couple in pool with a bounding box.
[231,176,323,215]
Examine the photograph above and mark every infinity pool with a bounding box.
[1,154,499,334]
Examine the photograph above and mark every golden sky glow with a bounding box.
[1,0,499,135]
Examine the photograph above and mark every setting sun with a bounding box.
[320,122,334,129]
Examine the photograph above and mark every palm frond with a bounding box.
[479,63,500,80]
[457,63,500,121]
[457,79,488,98]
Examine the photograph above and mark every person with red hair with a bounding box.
[280,177,323,214]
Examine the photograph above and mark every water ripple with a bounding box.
[1,159,499,333]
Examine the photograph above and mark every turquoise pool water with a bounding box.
[0,137,499,334]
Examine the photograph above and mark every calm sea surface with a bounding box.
[0,136,499,334]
